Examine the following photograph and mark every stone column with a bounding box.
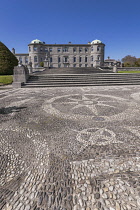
[28,62,33,74]
[44,60,49,68]
[12,63,29,88]
[113,62,118,73]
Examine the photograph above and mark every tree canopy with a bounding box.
[0,41,18,75]
[122,55,140,67]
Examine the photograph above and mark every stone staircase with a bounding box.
[22,68,140,88]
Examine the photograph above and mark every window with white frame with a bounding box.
[34,56,37,62]
[63,47,68,52]
[25,57,28,63]
[58,57,61,63]
[63,57,68,62]
[97,46,100,51]
[33,46,37,51]
[73,48,76,52]
[73,57,76,62]
[57,48,61,52]
[79,48,82,52]
[49,48,52,52]
[97,55,100,60]
[19,57,22,63]
[45,48,48,52]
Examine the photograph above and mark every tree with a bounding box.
[135,58,140,67]
[122,55,137,67]
[0,41,18,75]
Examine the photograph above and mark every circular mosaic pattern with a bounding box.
[43,93,137,121]
[76,127,123,146]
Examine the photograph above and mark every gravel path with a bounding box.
[0,85,140,210]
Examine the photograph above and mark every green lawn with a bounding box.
[118,71,140,73]
[0,75,13,85]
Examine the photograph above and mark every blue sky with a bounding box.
[0,0,140,60]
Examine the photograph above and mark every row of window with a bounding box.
[91,46,101,51]
[52,64,90,68]
[18,57,28,63]
[34,56,100,63]
[33,56,100,63]
[29,46,101,53]
[18,55,100,64]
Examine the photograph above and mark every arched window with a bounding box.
[34,56,38,62]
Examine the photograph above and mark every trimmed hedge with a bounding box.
[0,41,18,75]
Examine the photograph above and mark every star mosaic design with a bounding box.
[43,94,128,119]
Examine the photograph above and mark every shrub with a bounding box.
[0,41,18,75]
[40,62,44,67]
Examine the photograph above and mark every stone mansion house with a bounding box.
[13,39,105,68]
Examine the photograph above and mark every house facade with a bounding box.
[13,39,105,68]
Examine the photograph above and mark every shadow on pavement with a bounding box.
[0,106,27,114]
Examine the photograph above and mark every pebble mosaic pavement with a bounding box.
[0,85,140,210]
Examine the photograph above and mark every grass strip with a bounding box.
[0,75,13,85]
[118,71,140,73]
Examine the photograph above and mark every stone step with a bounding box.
[30,73,140,76]
[23,73,140,88]
[26,80,140,84]
[28,76,140,80]
[28,77,140,80]
[23,82,140,88]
